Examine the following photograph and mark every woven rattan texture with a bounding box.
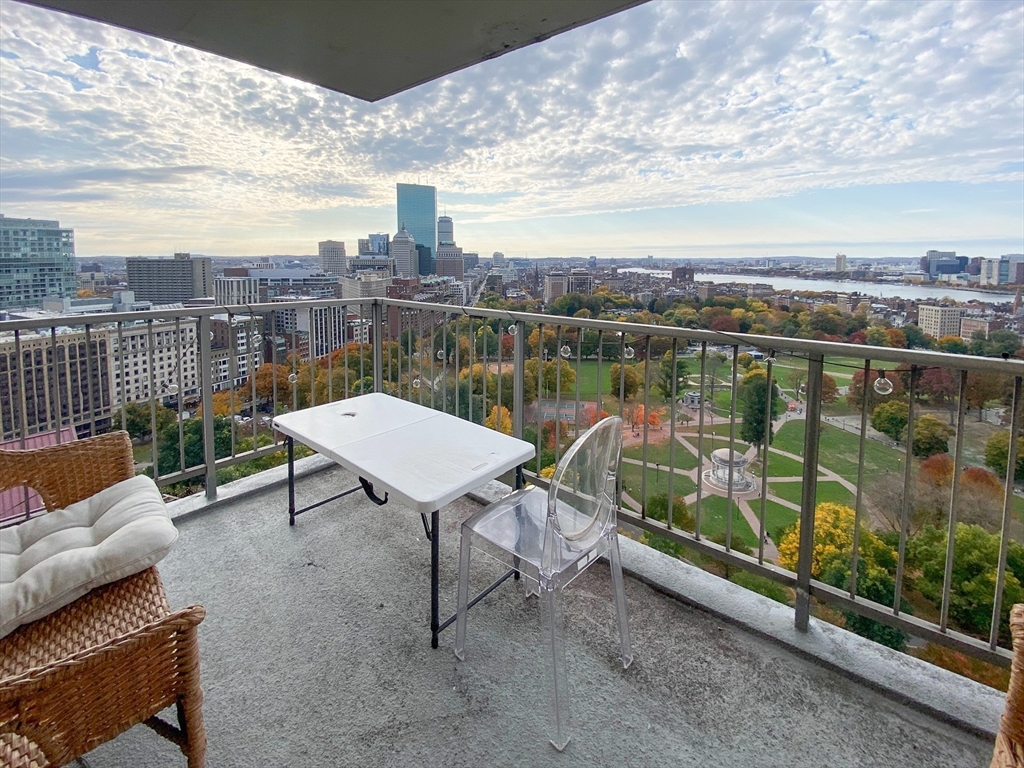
[0,431,206,767]
[0,431,135,512]
[991,604,1024,768]
[0,732,50,768]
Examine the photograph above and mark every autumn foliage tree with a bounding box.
[485,405,513,435]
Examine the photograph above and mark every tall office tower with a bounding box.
[492,251,505,267]
[357,238,372,255]
[391,225,418,278]
[396,183,437,265]
[126,252,212,303]
[437,215,454,248]
[318,240,347,275]
[0,214,76,310]
[835,253,848,272]
[369,233,390,255]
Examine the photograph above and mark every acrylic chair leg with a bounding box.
[541,581,570,751]
[608,536,633,669]
[454,528,472,661]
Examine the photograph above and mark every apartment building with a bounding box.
[126,253,213,303]
[918,304,964,340]
[0,215,76,310]
[0,326,113,440]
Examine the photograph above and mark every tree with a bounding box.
[485,405,512,435]
[118,401,176,442]
[934,335,968,355]
[918,367,959,424]
[254,363,292,402]
[739,368,781,458]
[871,400,910,443]
[702,351,729,402]
[654,350,691,399]
[609,363,639,400]
[820,373,838,404]
[965,372,1007,421]
[908,523,1024,644]
[848,368,905,412]
[157,416,233,476]
[984,430,1024,484]
[911,415,954,458]
[864,327,891,347]
[777,502,907,649]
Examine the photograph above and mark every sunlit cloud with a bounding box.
[0,0,1021,257]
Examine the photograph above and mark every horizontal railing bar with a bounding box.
[4,297,1021,375]
[809,582,1013,667]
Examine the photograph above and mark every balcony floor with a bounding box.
[85,465,993,767]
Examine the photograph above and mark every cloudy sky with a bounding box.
[1,0,1022,260]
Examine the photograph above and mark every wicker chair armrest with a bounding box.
[0,432,134,512]
[0,605,205,693]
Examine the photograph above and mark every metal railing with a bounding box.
[3,297,1022,667]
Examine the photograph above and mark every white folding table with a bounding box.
[273,392,535,647]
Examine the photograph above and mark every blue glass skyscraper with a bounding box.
[396,183,437,271]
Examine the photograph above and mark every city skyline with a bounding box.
[0,1,1022,259]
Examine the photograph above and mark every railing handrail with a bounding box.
[4,296,1022,376]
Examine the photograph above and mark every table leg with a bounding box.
[287,437,295,526]
[431,508,440,649]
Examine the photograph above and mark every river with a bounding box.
[618,269,1013,305]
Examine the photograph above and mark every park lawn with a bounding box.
[771,480,855,508]
[755,498,800,544]
[750,450,807,478]
[132,441,152,465]
[694,494,760,550]
[622,462,696,505]
[772,421,898,483]
[623,440,700,471]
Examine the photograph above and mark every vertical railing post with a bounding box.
[372,300,384,393]
[795,353,824,631]
[199,314,217,500]
[513,319,525,439]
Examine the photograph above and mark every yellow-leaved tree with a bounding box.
[778,502,883,579]
[485,405,513,435]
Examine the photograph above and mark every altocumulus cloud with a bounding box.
[0,0,1021,253]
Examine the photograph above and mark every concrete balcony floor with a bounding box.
[84,464,994,767]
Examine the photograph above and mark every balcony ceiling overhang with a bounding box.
[20,0,645,102]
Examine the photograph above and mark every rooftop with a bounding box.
[82,459,998,767]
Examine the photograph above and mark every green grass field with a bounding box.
[622,462,696,504]
[755,498,800,543]
[623,440,700,471]
[694,495,759,550]
[772,421,900,483]
[749,450,807,478]
[770,479,855,508]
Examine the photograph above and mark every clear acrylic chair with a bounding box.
[454,416,632,751]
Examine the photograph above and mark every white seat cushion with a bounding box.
[0,474,177,639]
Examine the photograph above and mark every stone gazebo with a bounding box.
[703,448,755,492]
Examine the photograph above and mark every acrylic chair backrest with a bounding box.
[545,416,623,555]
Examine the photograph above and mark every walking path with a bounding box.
[619,411,864,565]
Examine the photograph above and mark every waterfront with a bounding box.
[620,268,1014,305]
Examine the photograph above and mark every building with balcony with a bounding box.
[126,253,213,304]
[0,215,76,310]
[0,325,112,440]
[111,317,199,405]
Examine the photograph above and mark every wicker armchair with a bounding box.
[0,431,206,767]
[992,603,1024,768]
